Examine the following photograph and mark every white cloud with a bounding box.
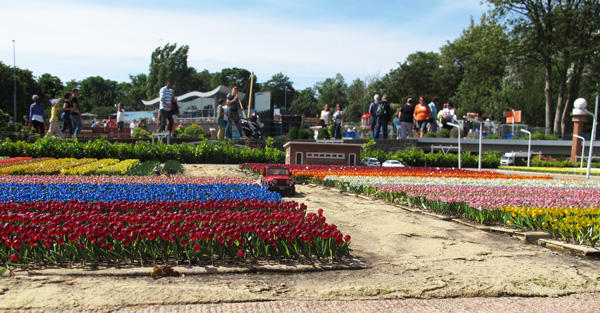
[0,0,486,89]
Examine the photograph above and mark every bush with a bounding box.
[449,128,459,138]
[163,160,183,174]
[318,128,331,140]
[466,131,479,139]
[132,128,151,139]
[180,124,207,139]
[424,132,437,138]
[486,133,500,139]
[298,129,310,139]
[287,126,299,139]
[436,129,450,138]
[128,160,160,176]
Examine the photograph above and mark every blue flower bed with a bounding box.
[0,183,281,202]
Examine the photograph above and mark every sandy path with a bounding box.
[0,165,599,310]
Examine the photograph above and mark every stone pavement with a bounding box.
[107,293,600,313]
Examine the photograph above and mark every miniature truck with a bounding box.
[500,152,529,166]
[261,166,296,196]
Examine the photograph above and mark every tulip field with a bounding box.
[242,163,600,247]
[0,157,352,270]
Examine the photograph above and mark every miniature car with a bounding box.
[261,166,295,196]
[382,160,406,167]
[360,157,381,167]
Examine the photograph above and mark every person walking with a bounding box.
[216,98,226,139]
[60,92,74,136]
[70,88,82,137]
[129,119,138,136]
[368,95,380,139]
[428,96,439,133]
[374,95,391,140]
[333,103,344,139]
[398,98,415,138]
[46,98,65,138]
[159,80,174,134]
[225,86,246,139]
[116,103,125,133]
[28,95,46,137]
[413,96,432,138]
[320,104,331,128]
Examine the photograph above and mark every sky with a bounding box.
[1,0,490,92]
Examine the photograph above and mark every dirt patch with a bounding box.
[1,164,599,310]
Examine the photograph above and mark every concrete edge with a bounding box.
[13,257,369,277]
[538,239,600,257]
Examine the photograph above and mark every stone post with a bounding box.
[571,115,588,163]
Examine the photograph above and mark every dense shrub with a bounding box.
[436,128,450,138]
[163,160,183,174]
[0,137,285,164]
[128,160,160,176]
[287,126,299,139]
[132,128,151,139]
[180,124,209,139]
[317,128,331,140]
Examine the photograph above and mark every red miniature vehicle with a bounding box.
[261,166,295,196]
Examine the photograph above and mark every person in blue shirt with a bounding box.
[29,95,46,137]
[428,96,439,133]
[159,80,174,133]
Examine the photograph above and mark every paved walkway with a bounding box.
[105,294,600,313]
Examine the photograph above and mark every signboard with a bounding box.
[504,110,522,123]
[254,92,271,113]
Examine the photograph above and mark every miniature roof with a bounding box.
[141,85,246,106]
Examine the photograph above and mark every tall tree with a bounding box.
[315,73,348,109]
[0,62,41,120]
[146,43,195,99]
[37,74,63,99]
[440,15,510,117]
[290,87,318,118]
[78,76,121,113]
[262,73,295,113]
[345,78,368,122]
[489,0,600,135]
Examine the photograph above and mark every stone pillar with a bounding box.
[571,115,588,163]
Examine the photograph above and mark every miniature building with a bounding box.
[283,141,363,166]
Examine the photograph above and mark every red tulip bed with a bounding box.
[242,163,600,247]
[1,173,352,270]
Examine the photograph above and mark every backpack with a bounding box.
[376,101,387,118]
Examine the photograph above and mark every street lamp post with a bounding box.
[13,40,16,122]
[465,116,483,171]
[520,129,531,167]
[573,135,585,169]
[574,96,599,180]
[448,122,461,169]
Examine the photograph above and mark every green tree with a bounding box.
[345,78,368,122]
[262,72,295,112]
[146,43,196,99]
[117,74,148,111]
[78,76,121,113]
[0,62,42,120]
[37,74,63,99]
[315,73,348,109]
[440,15,510,118]
[488,0,600,135]
[290,87,318,118]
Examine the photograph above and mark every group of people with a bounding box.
[25,88,84,138]
[371,96,458,139]
[319,103,344,139]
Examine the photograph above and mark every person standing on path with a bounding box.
[28,95,46,137]
[216,98,226,139]
[61,92,74,135]
[225,86,246,139]
[320,104,331,129]
[159,80,174,133]
[369,95,380,139]
[374,94,391,140]
[116,103,125,133]
[398,98,415,139]
[428,96,439,133]
[413,96,431,138]
[333,103,344,139]
[46,98,65,138]
[70,88,82,137]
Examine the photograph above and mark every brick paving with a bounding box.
[108,294,600,313]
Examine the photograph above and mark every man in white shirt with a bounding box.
[159,81,174,133]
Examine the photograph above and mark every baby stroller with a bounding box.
[240,114,263,139]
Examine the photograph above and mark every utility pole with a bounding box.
[13,40,17,121]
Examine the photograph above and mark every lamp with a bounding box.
[520,129,531,167]
[573,135,585,169]
[447,122,461,169]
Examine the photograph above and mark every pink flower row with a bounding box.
[0,175,255,185]
[377,184,600,210]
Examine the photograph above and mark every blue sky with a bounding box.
[1,0,490,91]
